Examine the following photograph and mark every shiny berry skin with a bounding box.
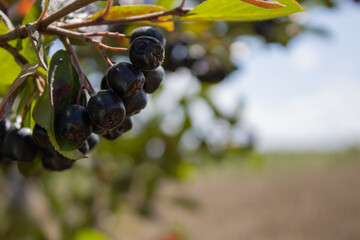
[78,141,89,154]
[87,133,99,151]
[130,26,166,46]
[143,66,165,94]
[123,90,148,117]
[57,104,93,143]
[33,124,50,148]
[87,90,126,130]
[103,117,133,140]
[3,127,37,162]
[101,74,109,90]
[106,62,145,98]
[0,119,10,151]
[129,36,165,71]
[41,145,75,171]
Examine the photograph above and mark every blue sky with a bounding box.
[224,1,360,151]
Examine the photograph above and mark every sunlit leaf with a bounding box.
[157,0,177,10]
[181,0,304,21]
[90,5,174,31]
[73,228,111,240]
[0,63,38,121]
[241,0,286,9]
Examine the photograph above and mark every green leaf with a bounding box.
[33,85,52,130]
[181,0,304,21]
[157,0,177,10]
[73,228,110,240]
[40,50,84,160]
[19,4,42,65]
[0,20,10,34]
[0,21,22,96]
[89,5,174,31]
[0,63,38,121]
[18,157,41,178]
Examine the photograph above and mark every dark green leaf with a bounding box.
[46,50,84,159]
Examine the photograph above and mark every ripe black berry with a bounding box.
[103,117,133,140]
[78,141,89,154]
[129,36,165,71]
[106,62,145,98]
[0,119,10,151]
[130,26,166,46]
[41,145,75,171]
[101,74,109,90]
[57,104,93,143]
[123,90,148,117]
[33,124,50,148]
[143,66,165,93]
[3,127,37,162]
[87,133,99,151]
[87,90,126,130]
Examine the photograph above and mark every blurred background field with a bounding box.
[1,0,360,239]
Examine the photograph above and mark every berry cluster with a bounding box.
[0,27,166,171]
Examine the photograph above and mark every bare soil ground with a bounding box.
[120,160,360,240]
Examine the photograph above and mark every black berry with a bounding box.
[57,104,93,143]
[41,145,75,171]
[129,36,165,71]
[106,62,145,97]
[103,117,133,140]
[87,133,99,151]
[130,26,166,46]
[78,141,89,154]
[3,127,37,162]
[33,124,50,148]
[101,74,109,90]
[143,66,165,93]
[123,90,148,117]
[87,90,126,130]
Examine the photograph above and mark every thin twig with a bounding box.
[94,0,113,21]
[59,6,190,29]
[60,36,95,102]
[0,42,29,66]
[40,0,98,28]
[43,25,127,51]
[179,0,187,9]
[83,31,127,39]
[97,46,114,68]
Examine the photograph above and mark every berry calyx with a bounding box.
[129,36,165,71]
[87,90,126,130]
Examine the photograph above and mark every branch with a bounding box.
[40,0,98,28]
[60,36,95,101]
[59,6,190,29]
[0,42,29,66]
[43,25,128,52]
